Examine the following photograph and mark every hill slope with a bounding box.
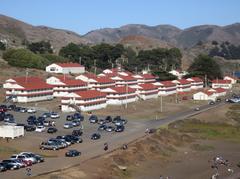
[0,14,89,52]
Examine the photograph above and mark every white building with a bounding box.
[224,76,237,84]
[76,73,115,90]
[3,77,53,103]
[132,74,156,84]
[136,83,158,100]
[172,79,191,92]
[61,90,107,112]
[46,63,85,74]
[0,125,24,139]
[46,76,88,97]
[193,91,216,101]
[211,79,232,89]
[186,77,204,90]
[111,75,138,87]
[101,86,138,105]
[169,70,188,79]
[153,81,177,96]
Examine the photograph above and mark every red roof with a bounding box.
[189,77,203,82]
[174,79,191,85]
[83,73,97,78]
[212,79,231,84]
[75,90,106,99]
[95,77,114,83]
[55,63,83,68]
[141,74,156,79]
[213,88,226,93]
[118,75,136,81]
[159,81,176,87]
[138,83,158,90]
[110,86,136,94]
[10,77,53,90]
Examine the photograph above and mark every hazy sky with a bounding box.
[1,0,240,34]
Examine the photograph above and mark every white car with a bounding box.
[27,108,36,113]
[51,113,60,119]
[35,126,46,132]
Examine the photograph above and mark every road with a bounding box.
[0,101,226,179]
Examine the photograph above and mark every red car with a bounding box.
[0,108,7,113]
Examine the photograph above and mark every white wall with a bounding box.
[0,126,24,139]
[62,103,107,112]
[107,97,138,105]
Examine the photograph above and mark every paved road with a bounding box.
[0,102,226,179]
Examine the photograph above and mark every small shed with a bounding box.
[0,125,24,139]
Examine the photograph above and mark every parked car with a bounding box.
[98,119,106,125]
[64,122,74,129]
[1,160,22,168]
[4,113,14,122]
[40,142,60,150]
[10,155,32,166]
[18,152,38,164]
[65,150,81,157]
[20,107,27,113]
[98,124,107,131]
[47,127,58,133]
[194,107,200,111]
[0,163,7,172]
[209,101,215,105]
[91,133,101,140]
[0,162,20,170]
[105,116,112,123]
[115,125,125,132]
[7,104,16,111]
[48,138,69,148]
[51,112,60,119]
[73,113,84,121]
[42,112,51,118]
[66,115,74,121]
[72,120,80,127]
[27,108,36,113]
[105,126,115,132]
[25,125,36,132]
[72,129,83,136]
[89,115,98,123]
[43,120,55,127]
[35,126,46,132]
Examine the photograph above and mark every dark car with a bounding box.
[115,125,125,132]
[20,107,27,113]
[91,133,101,140]
[66,115,74,121]
[42,112,51,118]
[47,127,58,133]
[105,116,112,123]
[65,150,81,157]
[73,113,84,121]
[72,120,80,127]
[98,119,106,125]
[105,126,115,132]
[4,113,14,122]
[98,124,107,131]
[0,163,7,172]
[7,104,16,111]
[209,101,215,105]
[25,125,36,132]
[72,129,83,136]
[66,135,83,143]
[0,112,5,121]
[33,154,44,163]
[89,115,98,123]
[0,162,19,170]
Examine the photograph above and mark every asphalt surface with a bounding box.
[0,101,226,179]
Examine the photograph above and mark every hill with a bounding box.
[0,14,89,52]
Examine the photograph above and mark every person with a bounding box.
[122,144,128,150]
[26,167,31,176]
[104,142,108,151]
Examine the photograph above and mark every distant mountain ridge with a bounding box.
[1,14,240,51]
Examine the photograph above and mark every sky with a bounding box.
[0,0,240,35]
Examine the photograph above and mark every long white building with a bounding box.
[61,90,107,112]
[132,74,156,84]
[186,77,204,90]
[153,81,177,96]
[46,76,88,97]
[172,79,191,92]
[211,79,232,89]
[136,83,158,100]
[101,86,138,105]
[3,77,53,103]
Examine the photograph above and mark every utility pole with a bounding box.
[94,59,97,75]
[79,57,82,65]
[125,84,128,109]
[205,74,207,88]
[25,68,29,83]
[160,95,163,112]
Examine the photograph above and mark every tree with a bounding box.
[27,41,53,54]
[188,54,222,80]
[59,43,80,61]
[3,48,49,69]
